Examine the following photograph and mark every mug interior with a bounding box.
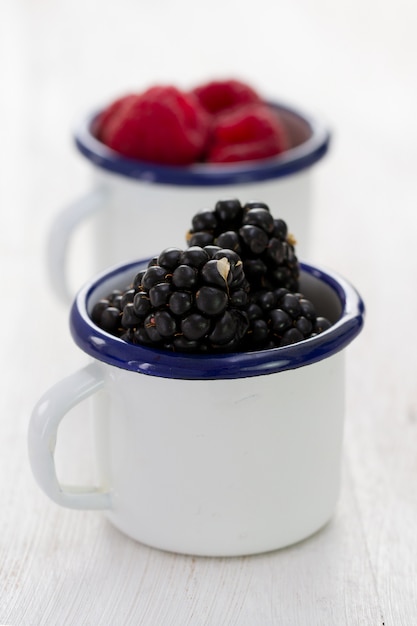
[276,107,313,150]
[70,258,364,380]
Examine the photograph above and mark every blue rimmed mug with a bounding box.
[29,257,363,557]
[47,100,331,303]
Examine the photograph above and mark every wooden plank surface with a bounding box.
[1,1,416,624]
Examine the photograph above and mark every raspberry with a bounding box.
[94,93,136,142]
[94,80,291,165]
[187,200,299,291]
[206,104,288,163]
[97,86,211,165]
[192,79,262,115]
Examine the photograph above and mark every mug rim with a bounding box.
[69,259,364,380]
[74,100,331,186]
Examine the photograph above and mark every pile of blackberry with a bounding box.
[243,287,331,350]
[91,199,332,353]
[187,199,299,291]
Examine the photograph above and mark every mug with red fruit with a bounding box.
[47,78,331,303]
[31,200,364,557]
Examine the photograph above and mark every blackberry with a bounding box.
[99,306,121,333]
[91,200,334,355]
[92,246,250,353]
[91,299,121,333]
[186,199,299,291]
[243,287,332,350]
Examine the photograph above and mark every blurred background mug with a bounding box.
[47,101,331,303]
[29,257,364,557]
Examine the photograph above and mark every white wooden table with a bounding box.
[1,1,416,623]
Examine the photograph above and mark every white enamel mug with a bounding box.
[47,101,331,303]
[29,258,364,557]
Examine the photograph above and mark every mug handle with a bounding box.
[46,186,107,304]
[28,362,111,510]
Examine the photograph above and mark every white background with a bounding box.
[1,1,417,624]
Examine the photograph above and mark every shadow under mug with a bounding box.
[47,101,331,303]
[29,258,364,557]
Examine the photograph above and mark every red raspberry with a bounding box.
[94,93,136,141]
[192,79,262,115]
[98,86,211,165]
[206,103,289,163]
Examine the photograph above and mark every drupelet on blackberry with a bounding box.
[186,199,299,291]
